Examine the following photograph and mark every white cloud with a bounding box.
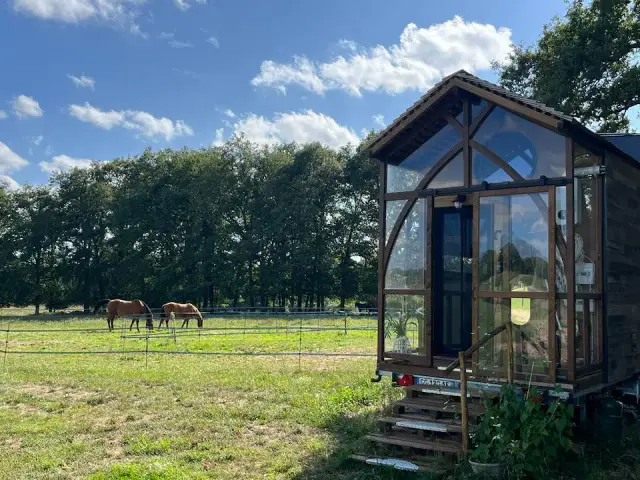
[373,114,385,127]
[12,0,144,34]
[12,95,44,118]
[207,36,219,48]
[69,102,124,129]
[69,102,194,141]
[252,56,326,96]
[174,0,206,11]
[223,109,236,118]
[168,39,193,48]
[0,175,19,190]
[338,39,358,52]
[233,110,359,149]
[68,74,95,90]
[32,135,44,146]
[0,142,29,174]
[0,111,7,120]
[212,128,224,147]
[44,145,54,156]
[252,16,513,97]
[159,32,174,39]
[39,154,93,173]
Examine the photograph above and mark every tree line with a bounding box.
[0,136,379,314]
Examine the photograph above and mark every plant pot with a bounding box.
[392,335,412,353]
[468,459,506,478]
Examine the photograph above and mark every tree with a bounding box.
[496,0,640,132]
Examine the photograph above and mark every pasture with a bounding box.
[0,310,403,480]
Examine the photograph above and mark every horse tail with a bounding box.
[141,301,154,330]
[93,299,110,314]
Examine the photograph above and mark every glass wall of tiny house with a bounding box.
[377,92,604,384]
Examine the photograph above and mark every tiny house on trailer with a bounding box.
[353,70,640,472]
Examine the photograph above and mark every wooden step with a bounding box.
[365,432,462,454]
[377,415,465,434]
[394,396,485,417]
[349,454,449,474]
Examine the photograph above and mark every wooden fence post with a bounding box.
[459,351,469,454]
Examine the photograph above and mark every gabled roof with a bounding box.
[363,70,575,157]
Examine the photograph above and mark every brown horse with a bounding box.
[158,302,203,329]
[93,299,153,331]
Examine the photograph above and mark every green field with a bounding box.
[0,311,406,480]
[1,311,639,479]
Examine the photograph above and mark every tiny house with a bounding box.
[364,70,640,397]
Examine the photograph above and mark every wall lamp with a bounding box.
[453,194,466,209]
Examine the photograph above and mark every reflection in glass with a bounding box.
[384,295,425,355]
[385,200,406,244]
[555,186,568,293]
[385,200,426,289]
[574,144,601,169]
[476,298,507,376]
[387,123,461,192]
[479,194,549,292]
[472,107,566,183]
[556,299,568,370]
[471,99,488,121]
[574,177,598,294]
[427,152,464,189]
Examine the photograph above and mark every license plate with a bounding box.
[416,377,459,389]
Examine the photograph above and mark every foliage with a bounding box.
[384,306,419,338]
[496,0,640,132]
[0,135,378,313]
[470,384,574,479]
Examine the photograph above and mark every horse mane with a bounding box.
[93,299,110,314]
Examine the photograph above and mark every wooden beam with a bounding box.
[452,78,562,131]
[446,113,463,134]
[469,103,496,137]
[459,351,469,454]
[367,82,459,156]
[463,98,471,187]
[425,197,433,367]
[549,186,557,383]
[472,193,480,376]
[378,160,386,362]
[566,139,576,382]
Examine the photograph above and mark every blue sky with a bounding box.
[0,0,570,188]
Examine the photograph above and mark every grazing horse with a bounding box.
[92,299,153,332]
[159,302,203,329]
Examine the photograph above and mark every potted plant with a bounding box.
[384,303,419,353]
[469,384,573,479]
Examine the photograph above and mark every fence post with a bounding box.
[3,319,10,368]
[506,321,514,384]
[459,350,469,455]
[145,333,149,368]
[344,316,347,335]
[298,315,302,370]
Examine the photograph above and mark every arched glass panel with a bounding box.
[385,200,406,244]
[427,152,464,189]
[387,123,461,192]
[472,107,565,183]
[385,199,426,289]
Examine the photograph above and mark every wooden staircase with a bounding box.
[350,383,486,474]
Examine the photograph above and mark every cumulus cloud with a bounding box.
[0,142,29,174]
[207,36,219,48]
[0,110,7,120]
[252,16,513,97]
[12,95,44,118]
[0,175,19,190]
[233,110,359,149]
[69,102,194,141]
[68,74,95,90]
[69,102,124,129]
[212,128,224,147]
[174,0,206,11]
[12,0,145,35]
[39,154,93,173]
[223,109,235,118]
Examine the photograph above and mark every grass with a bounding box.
[1,309,639,479]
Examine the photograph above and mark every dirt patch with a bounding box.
[3,437,22,451]
[19,383,104,403]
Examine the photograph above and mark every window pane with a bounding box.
[575,176,598,294]
[476,298,508,376]
[387,123,461,192]
[472,107,566,182]
[472,149,512,184]
[556,299,568,371]
[384,295,425,355]
[471,99,488,121]
[574,143,601,169]
[479,193,549,291]
[476,298,550,377]
[555,186,568,293]
[576,298,602,367]
[385,200,406,244]
[385,199,426,289]
[427,152,464,189]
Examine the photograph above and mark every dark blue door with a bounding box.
[433,206,473,356]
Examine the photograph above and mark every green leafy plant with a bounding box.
[470,384,573,479]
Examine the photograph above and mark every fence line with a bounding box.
[1,349,375,357]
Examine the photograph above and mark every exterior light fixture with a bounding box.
[453,194,466,209]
